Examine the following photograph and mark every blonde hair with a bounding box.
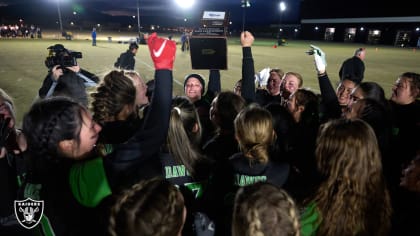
[109,177,185,236]
[234,104,275,164]
[232,182,300,236]
[167,96,204,178]
[313,118,392,236]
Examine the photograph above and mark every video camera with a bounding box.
[45,44,82,70]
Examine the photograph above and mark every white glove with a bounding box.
[309,44,327,74]
[254,67,271,87]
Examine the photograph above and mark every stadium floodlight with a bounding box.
[278,1,286,34]
[175,0,195,9]
[279,2,286,12]
[241,0,251,8]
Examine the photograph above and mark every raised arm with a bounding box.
[206,69,221,98]
[240,31,256,103]
[104,33,176,181]
[309,45,341,121]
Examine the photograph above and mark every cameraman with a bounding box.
[38,44,99,107]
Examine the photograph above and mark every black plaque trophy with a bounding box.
[190,11,229,70]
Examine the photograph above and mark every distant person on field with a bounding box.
[37,27,42,38]
[91,28,96,46]
[339,47,366,82]
[181,32,188,52]
[114,42,139,70]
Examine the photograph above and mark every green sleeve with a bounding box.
[300,202,321,236]
[69,157,112,207]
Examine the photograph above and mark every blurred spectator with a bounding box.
[339,47,366,82]
[114,42,139,70]
[91,28,97,46]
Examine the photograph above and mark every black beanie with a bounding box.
[184,74,205,94]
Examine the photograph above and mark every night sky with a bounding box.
[0,0,302,29]
[2,0,415,31]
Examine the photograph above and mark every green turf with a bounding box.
[1,30,420,126]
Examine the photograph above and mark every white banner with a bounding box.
[202,11,226,20]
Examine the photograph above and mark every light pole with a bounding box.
[279,2,286,30]
[278,1,286,45]
[136,0,141,37]
[56,0,63,35]
[241,0,251,32]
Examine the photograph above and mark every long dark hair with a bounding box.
[23,96,84,176]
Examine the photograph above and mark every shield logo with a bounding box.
[14,198,44,229]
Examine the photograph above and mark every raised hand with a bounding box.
[309,44,327,74]
[240,31,254,47]
[147,32,176,70]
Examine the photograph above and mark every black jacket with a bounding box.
[339,56,365,82]
[206,152,290,236]
[194,70,221,145]
[38,69,99,107]
[114,50,136,70]
[317,73,342,122]
[24,70,173,235]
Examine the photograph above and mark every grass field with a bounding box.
[1,30,420,126]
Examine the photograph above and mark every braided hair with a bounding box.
[22,96,85,176]
[108,177,185,236]
[232,182,300,236]
[90,70,136,125]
